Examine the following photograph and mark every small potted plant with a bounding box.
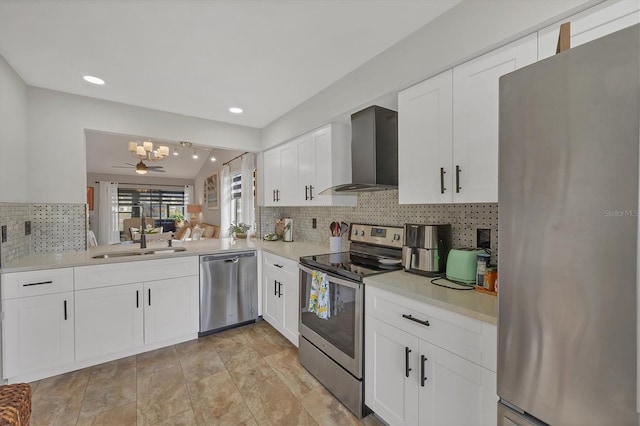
[170,212,185,228]
[228,222,251,238]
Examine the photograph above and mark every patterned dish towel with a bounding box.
[309,270,331,319]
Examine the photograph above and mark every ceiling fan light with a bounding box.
[143,141,153,152]
[135,168,148,175]
[158,146,169,157]
[135,161,148,174]
[136,146,146,157]
[128,142,137,153]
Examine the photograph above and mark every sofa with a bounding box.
[174,223,220,240]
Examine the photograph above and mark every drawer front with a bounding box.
[75,256,199,290]
[263,252,298,276]
[2,268,74,300]
[366,286,485,367]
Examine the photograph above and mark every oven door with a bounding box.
[298,263,362,378]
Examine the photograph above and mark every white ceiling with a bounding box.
[85,130,236,179]
[0,0,459,128]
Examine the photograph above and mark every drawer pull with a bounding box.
[23,280,53,287]
[274,264,283,268]
[405,347,412,378]
[402,314,430,327]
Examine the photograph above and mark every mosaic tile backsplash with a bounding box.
[259,190,499,264]
[0,203,87,267]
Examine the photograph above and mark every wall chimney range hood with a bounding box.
[320,105,398,194]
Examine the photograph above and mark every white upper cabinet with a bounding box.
[263,148,281,206]
[399,34,537,204]
[452,33,537,203]
[538,0,640,60]
[261,123,356,207]
[398,70,453,204]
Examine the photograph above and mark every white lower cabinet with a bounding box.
[365,287,497,425]
[75,283,144,361]
[2,292,75,379]
[144,276,199,345]
[262,252,299,346]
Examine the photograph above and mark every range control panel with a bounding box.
[350,223,404,248]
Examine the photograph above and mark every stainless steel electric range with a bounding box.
[298,223,404,418]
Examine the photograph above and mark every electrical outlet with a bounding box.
[312,218,317,229]
[25,221,31,236]
[1,225,6,243]
[477,228,491,249]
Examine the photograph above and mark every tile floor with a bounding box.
[29,321,384,425]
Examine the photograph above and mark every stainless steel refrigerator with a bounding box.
[498,24,639,425]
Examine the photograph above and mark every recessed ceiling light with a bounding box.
[172,147,179,156]
[192,149,198,159]
[210,153,216,162]
[83,75,105,85]
[229,107,243,114]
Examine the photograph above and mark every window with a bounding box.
[117,188,185,233]
[230,173,242,224]
[229,170,256,225]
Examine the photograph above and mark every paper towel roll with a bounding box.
[283,218,293,242]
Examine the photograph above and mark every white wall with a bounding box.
[261,0,599,149]
[0,55,28,202]
[26,87,261,204]
[193,149,244,228]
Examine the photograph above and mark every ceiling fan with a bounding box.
[112,160,166,174]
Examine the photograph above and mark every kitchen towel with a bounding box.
[308,270,330,320]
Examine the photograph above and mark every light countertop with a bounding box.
[364,271,497,324]
[0,239,328,273]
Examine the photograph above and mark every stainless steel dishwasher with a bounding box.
[199,251,258,336]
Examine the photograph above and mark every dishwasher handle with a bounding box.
[200,251,256,263]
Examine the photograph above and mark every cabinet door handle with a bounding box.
[421,355,427,387]
[136,290,139,308]
[274,263,283,268]
[305,185,309,200]
[23,280,53,287]
[148,289,151,306]
[309,185,314,200]
[402,314,430,327]
[278,281,282,297]
[273,190,276,202]
[63,300,68,320]
[274,280,278,296]
[405,347,412,378]
[440,167,446,194]
[455,165,461,193]
[276,189,280,202]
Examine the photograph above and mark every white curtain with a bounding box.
[98,181,120,245]
[220,164,232,237]
[241,153,256,235]
[184,184,194,215]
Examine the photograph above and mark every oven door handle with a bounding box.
[298,264,361,290]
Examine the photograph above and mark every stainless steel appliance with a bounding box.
[498,25,639,425]
[298,223,404,418]
[320,106,398,194]
[199,251,258,336]
[402,223,451,276]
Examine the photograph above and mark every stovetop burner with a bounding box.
[299,224,405,282]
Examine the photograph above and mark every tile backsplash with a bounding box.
[259,190,499,263]
[0,202,87,267]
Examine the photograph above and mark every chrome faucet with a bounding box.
[139,206,147,249]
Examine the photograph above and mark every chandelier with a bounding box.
[128,140,170,162]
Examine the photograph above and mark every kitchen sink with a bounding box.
[141,247,187,255]
[92,246,187,259]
